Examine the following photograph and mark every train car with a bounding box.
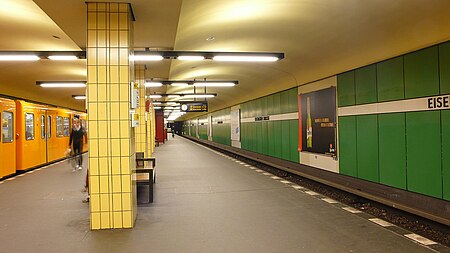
[15,100,48,172]
[0,98,16,178]
[46,107,73,163]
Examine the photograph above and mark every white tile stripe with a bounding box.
[368,218,393,227]
[244,165,250,167]
[249,167,257,170]
[404,234,437,246]
[262,172,272,176]
[342,207,362,213]
[321,198,339,204]
[305,190,320,196]
[6,177,15,181]
[271,176,281,180]
[255,169,264,172]
[280,180,291,184]
[338,94,450,116]
[291,185,304,190]
[241,112,299,123]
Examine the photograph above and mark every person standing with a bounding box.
[69,118,86,171]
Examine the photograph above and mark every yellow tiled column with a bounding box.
[134,65,147,157]
[86,2,136,230]
[146,102,156,155]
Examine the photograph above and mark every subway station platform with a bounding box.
[0,136,441,253]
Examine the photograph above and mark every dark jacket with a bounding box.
[69,127,85,147]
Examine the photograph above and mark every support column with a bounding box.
[86,2,136,230]
[135,65,147,158]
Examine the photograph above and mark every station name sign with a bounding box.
[180,102,208,112]
[427,95,449,109]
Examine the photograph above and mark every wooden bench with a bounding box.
[136,157,156,204]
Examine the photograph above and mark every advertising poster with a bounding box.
[230,109,240,141]
[300,87,336,155]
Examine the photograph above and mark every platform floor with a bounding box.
[0,136,442,252]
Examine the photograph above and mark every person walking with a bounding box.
[69,118,86,172]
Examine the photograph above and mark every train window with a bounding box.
[81,119,87,132]
[2,111,13,143]
[41,115,45,139]
[47,116,51,138]
[56,116,63,137]
[63,117,70,136]
[25,113,34,140]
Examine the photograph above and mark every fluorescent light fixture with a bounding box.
[152,102,162,105]
[39,82,86,88]
[170,82,189,87]
[168,95,181,98]
[177,56,205,61]
[149,95,162,98]
[0,55,40,61]
[145,82,163,87]
[193,82,236,87]
[154,106,162,109]
[131,55,163,61]
[73,95,86,100]
[213,55,279,62]
[184,94,215,98]
[166,102,178,105]
[48,55,78,60]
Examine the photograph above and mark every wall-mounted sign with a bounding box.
[130,82,139,109]
[300,87,336,156]
[180,102,208,112]
[231,109,240,141]
[255,116,270,121]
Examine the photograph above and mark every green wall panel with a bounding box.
[267,121,275,157]
[288,88,298,113]
[261,96,268,116]
[267,95,274,115]
[404,46,439,99]
[273,93,281,115]
[440,42,450,94]
[338,116,357,177]
[281,121,290,160]
[377,56,404,102]
[378,113,406,189]
[274,121,282,158]
[337,71,355,107]
[280,91,289,114]
[255,99,262,117]
[356,115,379,182]
[442,110,450,200]
[261,121,269,155]
[355,64,377,104]
[250,122,256,152]
[256,122,262,153]
[406,111,442,198]
[289,120,299,162]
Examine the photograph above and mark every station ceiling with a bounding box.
[0,0,450,118]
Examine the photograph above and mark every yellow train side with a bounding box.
[0,98,16,178]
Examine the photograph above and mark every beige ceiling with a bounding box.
[0,0,450,116]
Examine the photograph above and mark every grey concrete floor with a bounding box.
[0,136,442,253]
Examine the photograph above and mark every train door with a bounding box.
[47,114,51,162]
[39,111,47,163]
[0,99,16,178]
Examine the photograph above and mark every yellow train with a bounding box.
[0,97,87,179]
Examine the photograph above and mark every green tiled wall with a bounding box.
[377,56,404,102]
[404,46,439,99]
[338,41,450,200]
[356,115,379,182]
[378,113,406,189]
[406,111,442,198]
[337,71,355,107]
[239,87,299,162]
[198,117,208,140]
[338,116,357,177]
[355,64,377,104]
[442,110,450,201]
[440,42,450,94]
[212,108,231,146]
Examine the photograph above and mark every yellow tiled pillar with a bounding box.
[134,65,147,157]
[146,102,156,155]
[86,2,136,230]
